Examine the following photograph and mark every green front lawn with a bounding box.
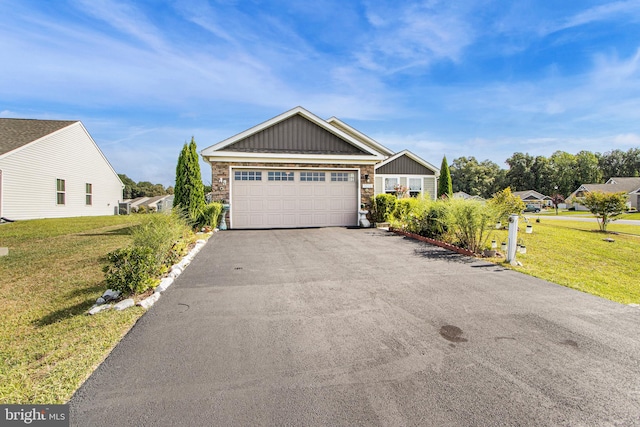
[486,218,640,304]
[0,216,144,404]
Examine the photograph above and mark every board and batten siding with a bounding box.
[0,122,123,220]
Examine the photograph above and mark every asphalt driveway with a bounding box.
[70,228,640,426]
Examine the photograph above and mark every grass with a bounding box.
[486,218,640,304]
[540,209,640,220]
[0,216,145,404]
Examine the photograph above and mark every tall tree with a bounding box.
[549,151,577,197]
[438,156,453,198]
[575,150,602,185]
[505,152,535,191]
[174,137,206,218]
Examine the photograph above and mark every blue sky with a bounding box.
[2,0,640,186]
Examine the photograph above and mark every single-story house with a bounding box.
[567,177,640,211]
[512,190,552,208]
[123,195,174,213]
[0,118,123,220]
[200,106,440,229]
[452,191,485,201]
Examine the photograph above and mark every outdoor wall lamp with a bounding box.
[362,174,370,182]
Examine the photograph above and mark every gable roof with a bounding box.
[605,177,640,192]
[201,107,386,161]
[0,118,76,156]
[325,116,395,157]
[570,177,640,198]
[374,150,439,176]
[512,190,550,201]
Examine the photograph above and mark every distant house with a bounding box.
[568,177,640,211]
[0,118,123,220]
[124,195,174,213]
[452,191,485,201]
[512,190,552,209]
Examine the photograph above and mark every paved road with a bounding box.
[70,228,640,426]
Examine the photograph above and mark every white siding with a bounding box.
[373,174,438,201]
[0,122,123,220]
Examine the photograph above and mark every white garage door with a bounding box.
[231,169,358,229]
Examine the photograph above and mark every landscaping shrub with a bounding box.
[104,211,194,295]
[103,247,161,295]
[411,201,450,239]
[488,187,525,224]
[131,211,191,267]
[447,198,497,253]
[392,198,420,221]
[196,202,223,229]
[371,194,397,223]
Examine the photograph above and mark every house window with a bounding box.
[409,178,422,197]
[331,172,354,182]
[234,171,262,181]
[384,177,399,193]
[300,172,325,182]
[56,179,65,205]
[86,183,93,205]
[268,171,294,181]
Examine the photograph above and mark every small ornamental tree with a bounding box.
[438,156,453,198]
[581,191,628,232]
[174,137,206,222]
[550,193,565,215]
[488,187,525,224]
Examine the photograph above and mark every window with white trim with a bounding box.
[85,183,93,205]
[300,172,325,182]
[268,171,294,181]
[234,171,262,181]
[408,178,422,197]
[384,177,398,193]
[330,172,355,182]
[56,179,65,205]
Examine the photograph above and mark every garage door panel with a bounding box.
[232,169,357,229]
[282,200,297,211]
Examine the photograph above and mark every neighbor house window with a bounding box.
[234,171,262,181]
[300,172,325,182]
[85,183,92,205]
[331,172,354,182]
[267,171,294,181]
[56,179,65,205]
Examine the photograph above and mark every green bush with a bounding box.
[131,212,191,266]
[447,198,497,253]
[392,198,420,221]
[196,202,223,229]
[103,247,161,295]
[408,200,450,239]
[488,187,525,224]
[371,194,397,223]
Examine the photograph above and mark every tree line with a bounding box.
[118,174,174,199]
[450,148,640,199]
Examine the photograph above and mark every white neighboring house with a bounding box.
[0,118,123,220]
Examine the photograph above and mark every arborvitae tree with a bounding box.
[438,155,453,198]
[174,143,188,209]
[174,137,205,219]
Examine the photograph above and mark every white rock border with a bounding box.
[87,235,212,315]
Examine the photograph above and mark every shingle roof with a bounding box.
[606,177,640,192]
[0,118,77,156]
